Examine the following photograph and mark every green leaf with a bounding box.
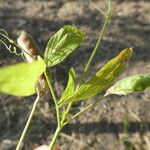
[59,48,133,105]
[60,68,75,101]
[44,25,85,67]
[105,74,150,96]
[0,57,46,96]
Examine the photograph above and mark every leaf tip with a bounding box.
[105,86,126,96]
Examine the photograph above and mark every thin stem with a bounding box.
[63,96,105,126]
[90,0,105,16]
[77,4,111,88]
[16,95,40,150]
[48,127,62,150]
[45,69,62,150]
[48,103,73,150]
[44,70,61,127]
[61,102,73,124]
[108,0,112,13]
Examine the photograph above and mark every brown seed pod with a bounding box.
[17,30,42,62]
[17,31,47,96]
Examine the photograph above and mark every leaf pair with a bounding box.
[59,48,133,105]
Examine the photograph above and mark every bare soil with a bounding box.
[0,0,150,150]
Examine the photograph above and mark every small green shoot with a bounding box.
[0,0,149,150]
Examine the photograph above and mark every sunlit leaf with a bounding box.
[44,25,85,67]
[105,74,150,96]
[0,57,46,96]
[59,48,133,105]
[60,68,75,101]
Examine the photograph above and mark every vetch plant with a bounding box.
[0,0,149,150]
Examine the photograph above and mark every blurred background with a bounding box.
[0,0,150,149]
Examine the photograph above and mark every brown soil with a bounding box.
[0,0,150,150]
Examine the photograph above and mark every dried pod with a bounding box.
[17,31,47,96]
[17,30,42,62]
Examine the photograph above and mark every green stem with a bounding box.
[48,102,73,150]
[63,96,105,126]
[61,102,73,124]
[44,70,61,127]
[90,0,105,15]
[77,6,111,88]
[45,69,62,150]
[16,95,40,150]
[48,126,62,150]
[108,0,112,13]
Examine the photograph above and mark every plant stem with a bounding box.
[44,69,62,150]
[44,70,61,127]
[48,102,73,150]
[16,95,40,150]
[63,96,105,126]
[108,0,112,13]
[48,127,62,150]
[77,5,111,88]
[90,0,105,16]
[61,102,73,124]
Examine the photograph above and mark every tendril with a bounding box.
[0,29,8,36]
[0,39,24,56]
[0,29,33,59]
